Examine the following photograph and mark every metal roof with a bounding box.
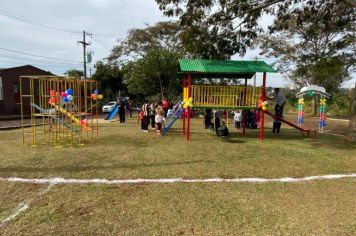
[179,59,277,78]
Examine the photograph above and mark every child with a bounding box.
[233,110,242,132]
[217,120,229,137]
[138,110,145,130]
[155,110,165,135]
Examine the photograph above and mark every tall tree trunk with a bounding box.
[312,96,318,116]
[158,73,164,100]
[350,84,356,132]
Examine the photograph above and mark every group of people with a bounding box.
[202,88,287,137]
[117,88,286,137]
[203,109,230,137]
[138,98,170,135]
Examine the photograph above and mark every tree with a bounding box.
[350,85,356,133]
[64,69,84,78]
[109,21,184,62]
[155,0,355,60]
[259,1,355,93]
[122,48,181,100]
[91,61,126,99]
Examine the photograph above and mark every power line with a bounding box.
[0,59,81,69]
[0,6,113,57]
[0,54,83,66]
[91,36,112,52]
[0,7,81,34]
[0,47,82,64]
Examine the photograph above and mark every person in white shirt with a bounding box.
[274,88,286,117]
[233,110,242,131]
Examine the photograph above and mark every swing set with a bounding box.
[179,59,277,141]
[295,85,331,133]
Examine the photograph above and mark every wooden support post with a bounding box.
[260,72,267,140]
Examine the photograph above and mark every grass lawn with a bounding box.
[0,116,355,235]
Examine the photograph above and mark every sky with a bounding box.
[0,0,355,89]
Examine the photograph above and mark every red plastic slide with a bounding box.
[264,110,316,136]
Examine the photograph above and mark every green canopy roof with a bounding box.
[179,59,277,79]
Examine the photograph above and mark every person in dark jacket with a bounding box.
[118,100,126,123]
[217,120,229,137]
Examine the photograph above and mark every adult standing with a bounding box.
[141,100,150,132]
[118,99,126,123]
[274,88,286,117]
[149,101,156,130]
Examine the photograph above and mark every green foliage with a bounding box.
[91,61,126,99]
[122,48,181,100]
[109,21,183,62]
[64,69,84,78]
[156,0,355,91]
[259,1,355,93]
[107,21,184,100]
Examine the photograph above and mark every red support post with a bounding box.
[182,76,186,134]
[186,73,192,141]
[260,72,267,140]
[242,78,247,134]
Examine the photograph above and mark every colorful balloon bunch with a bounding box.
[61,88,74,103]
[80,119,88,127]
[182,97,193,109]
[91,89,103,100]
[258,100,268,111]
[319,98,327,128]
[307,90,314,97]
[297,98,304,126]
[48,90,59,104]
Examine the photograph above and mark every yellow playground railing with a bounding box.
[191,85,262,109]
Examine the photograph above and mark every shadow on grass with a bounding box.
[0,159,213,175]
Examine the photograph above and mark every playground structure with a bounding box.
[20,76,101,147]
[295,85,331,133]
[177,59,277,140]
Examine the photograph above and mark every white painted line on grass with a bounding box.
[0,174,356,186]
[0,184,53,228]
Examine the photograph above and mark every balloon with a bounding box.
[67,95,73,101]
[94,89,98,95]
[91,94,97,100]
[50,90,56,96]
[61,92,67,97]
[48,97,56,104]
[183,97,193,109]
[66,88,73,95]
[81,119,88,126]
[97,94,103,100]
[63,97,69,103]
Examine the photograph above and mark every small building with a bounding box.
[0,65,53,115]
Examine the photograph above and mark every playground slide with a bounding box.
[30,103,79,132]
[163,107,184,135]
[166,100,181,119]
[264,110,314,133]
[50,103,90,129]
[105,104,118,120]
[30,103,54,114]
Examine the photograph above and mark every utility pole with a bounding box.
[78,30,90,79]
